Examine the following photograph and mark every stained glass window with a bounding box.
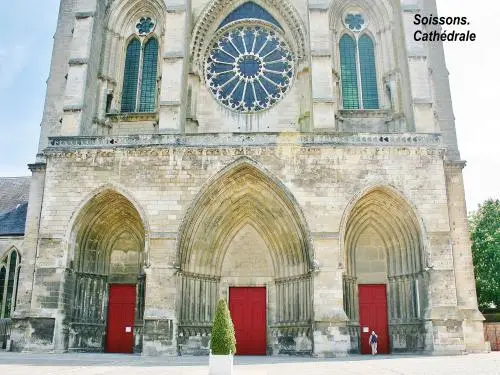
[120,32,158,113]
[121,39,141,112]
[339,33,379,110]
[205,4,294,112]
[0,249,20,319]
[359,35,378,109]
[340,34,359,109]
[139,38,159,112]
[136,17,155,35]
[219,2,282,29]
[345,14,365,31]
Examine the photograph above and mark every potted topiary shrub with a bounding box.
[209,298,237,375]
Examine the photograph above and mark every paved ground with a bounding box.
[0,352,499,375]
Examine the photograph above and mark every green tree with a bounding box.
[210,298,237,355]
[469,199,500,310]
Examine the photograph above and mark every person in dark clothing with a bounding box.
[369,330,378,355]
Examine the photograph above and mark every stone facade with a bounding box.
[1,0,489,356]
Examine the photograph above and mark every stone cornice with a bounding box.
[28,162,47,172]
[444,160,467,170]
[45,132,443,153]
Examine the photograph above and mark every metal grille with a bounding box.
[121,39,141,112]
[339,34,359,109]
[139,38,158,112]
[359,35,379,109]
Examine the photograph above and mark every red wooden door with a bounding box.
[358,284,389,354]
[106,284,136,353]
[229,287,266,355]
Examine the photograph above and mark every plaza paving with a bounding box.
[0,352,499,375]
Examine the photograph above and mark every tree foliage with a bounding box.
[210,298,237,355]
[469,199,500,310]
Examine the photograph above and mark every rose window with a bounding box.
[205,25,294,113]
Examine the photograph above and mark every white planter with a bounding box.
[208,353,234,375]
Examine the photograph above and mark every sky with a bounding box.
[0,1,498,213]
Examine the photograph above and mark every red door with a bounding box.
[106,284,136,353]
[358,284,389,354]
[229,287,266,355]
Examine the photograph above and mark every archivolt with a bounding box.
[190,0,308,77]
[178,158,311,278]
[329,0,394,31]
[70,189,146,274]
[106,0,167,35]
[343,187,423,277]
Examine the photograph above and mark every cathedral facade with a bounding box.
[0,0,489,356]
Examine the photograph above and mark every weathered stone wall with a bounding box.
[14,142,457,355]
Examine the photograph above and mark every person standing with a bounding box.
[369,330,378,355]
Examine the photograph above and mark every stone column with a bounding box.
[311,235,349,357]
[158,1,188,132]
[444,161,489,352]
[142,235,178,355]
[308,3,336,131]
[10,163,56,351]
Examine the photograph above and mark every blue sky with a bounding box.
[0,1,498,212]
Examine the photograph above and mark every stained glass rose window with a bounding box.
[205,24,294,113]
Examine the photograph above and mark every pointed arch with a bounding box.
[121,38,141,112]
[139,37,159,112]
[0,246,21,319]
[329,0,394,31]
[178,157,312,278]
[339,33,359,109]
[219,2,282,29]
[190,0,307,77]
[67,184,150,269]
[340,185,428,348]
[339,184,426,273]
[358,34,378,109]
[106,0,167,37]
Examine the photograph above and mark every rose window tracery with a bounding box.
[205,24,294,113]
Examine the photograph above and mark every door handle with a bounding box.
[125,326,132,333]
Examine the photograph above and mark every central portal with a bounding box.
[229,287,266,355]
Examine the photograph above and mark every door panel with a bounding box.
[358,284,389,354]
[229,287,266,355]
[106,284,136,353]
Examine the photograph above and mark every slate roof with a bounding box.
[0,177,30,236]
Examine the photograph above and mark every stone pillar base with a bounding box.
[461,309,490,353]
[142,319,177,356]
[312,322,350,357]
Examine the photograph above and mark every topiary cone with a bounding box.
[210,298,237,355]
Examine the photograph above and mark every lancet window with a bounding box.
[0,248,21,319]
[121,17,159,113]
[339,12,379,110]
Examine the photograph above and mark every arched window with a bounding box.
[339,11,379,110]
[339,34,359,109]
[0,248,21,319]
[204,2,294,112]
[121,37,159,113]
[359,35,378,109]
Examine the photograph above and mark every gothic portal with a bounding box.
[0,0,489,356]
